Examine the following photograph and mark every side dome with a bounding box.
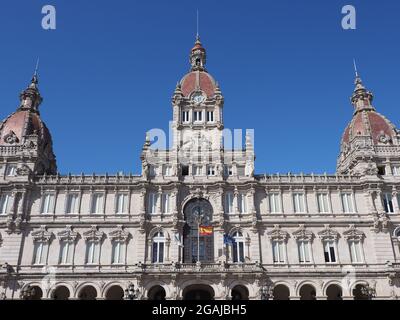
[341,110,397,146]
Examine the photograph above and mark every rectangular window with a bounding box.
[65,193,79,214]
[163,165,172,176]
[206,111,214,122]
[193,165,203,176]
[238,194,247,214]
[59,241,73,265]
[90,193,104,214]
[182,111,190,123]
[298,241,311,263]
[193,111,202,122]
[225,192,234,214]
[383,193,394,213]
[148,192,158,214]
[85,241,98,264]
[116,193,128,214]
[341,193,355,213]
[33,242,45,265]
[207,165,216,176]
[293,193,306,213]
[5,164,17,177]
[269,193,281,213]
[392,166,400,176]
[112,242,124,264]
[182,165,189,176]
[41,193,55,214]
[349,240,363,263]
[224,165,233,176]
[317,193,330,213]
[0,193,10,215]
[324,241,337,263]
[152,242,164,263]
[272,241,285,263]
[161,193,170,214]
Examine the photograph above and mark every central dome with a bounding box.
[180,71,217,98]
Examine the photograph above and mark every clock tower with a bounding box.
[141,36,255,180]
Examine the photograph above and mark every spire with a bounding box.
[350,61,374,114]
[19,62,43,113]
[190,36,206,71]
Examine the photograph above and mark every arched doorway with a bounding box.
[183,199,214,263]
[105,285,124,300]
[30,286,43,300]
[231,285,249,300]
[148,285,166,300]
[78,285,97,300]
[353,284,370,300]
[183,284,214,300]
[326,284,342,300]
[52,286,70,300]
[299,284,316,300]
[273,285,290,300]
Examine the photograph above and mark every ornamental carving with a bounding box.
[3,131,19,144]
[57,225,79,242]
[377,131,392,144]
[266,225,289,242]
[317,225,340,241]
[82,225,104,242]
[31,225,53,243]
[16,165,31,176]
[343,224,365,240]
[292,224,314,241]
[108,225,130,243]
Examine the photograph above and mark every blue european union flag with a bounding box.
[224,234,235,245]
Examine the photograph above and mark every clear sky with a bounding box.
[0,0,399,175]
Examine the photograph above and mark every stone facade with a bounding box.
[1,38,400,300]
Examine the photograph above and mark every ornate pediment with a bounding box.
[57,225,79,242]
[83,225,104,242]
[343,224,365,240]
[292,224,314,241]
[32,225,53,243]
[317,225,340,241]
[267,225,289,242]
[109,225,130,243]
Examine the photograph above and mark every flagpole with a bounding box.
[197,220,200,263]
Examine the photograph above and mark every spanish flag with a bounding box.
[199,226,213,236]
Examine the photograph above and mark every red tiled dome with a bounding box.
[0,110,52,147]
[341,110,397,145]
[180,71,216,98]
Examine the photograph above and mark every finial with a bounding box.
[353,58,358,78]
[34,57,40,77]
[196,9,199,40]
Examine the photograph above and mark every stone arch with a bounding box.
[145,281,171,299]
[393,227,400,237]
[326,284,343,300]
[299,284,317,300]
[228,280,255,298]
[76,283,100,300]
[148,226,170,240]
[351,281,371,300]
[180,279,218,300]
[101,281,125,298]
[273,284,290,300]
[231,285,249,300]
[105,285,125,300]
[51,285,71,300]
[322,280,343,296]
[21,283,43,300]
[148,285,167,300]
[295,280,319,297]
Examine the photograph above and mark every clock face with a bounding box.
[192,92,206,104]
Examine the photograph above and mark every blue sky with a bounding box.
[0,0,399,174]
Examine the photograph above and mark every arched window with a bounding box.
[232,231,245,263]
[152,232,165,263]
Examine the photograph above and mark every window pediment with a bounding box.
[83,225,104,242]
[109,225,130,243]
[267,225,289,242]
[292,224,314,241]
[343,224,365,240]
[317,225,340,241]
[32,225,53,243]
[57,225,79,242]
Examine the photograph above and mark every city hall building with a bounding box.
[1,37,400,300]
